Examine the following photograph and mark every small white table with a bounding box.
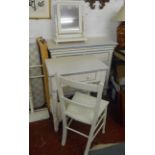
[47,37,117,91]
[45,55,108,132]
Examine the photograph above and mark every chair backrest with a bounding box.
[55,74,104,114]
[36,37,50,109]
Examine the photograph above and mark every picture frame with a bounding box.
[29,0,51,19]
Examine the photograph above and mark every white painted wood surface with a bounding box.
[47,37,116,50]
[29,63,50,122]
[45,55,109,131]
[29,108,49,123]
[47,37,117,90]
[29,83,49,122]
[46,55,108,77]
[55,74,109,155]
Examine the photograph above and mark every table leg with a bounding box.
[51,91,59,132]
[48,77,60,132]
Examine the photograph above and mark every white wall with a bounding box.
[29,0,124,43]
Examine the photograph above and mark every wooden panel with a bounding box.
[36,37,50,110]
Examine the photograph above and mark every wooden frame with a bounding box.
[29,0,51,19]
[36,37,50,110]
[54,0,87,43]
[57,1,82,34]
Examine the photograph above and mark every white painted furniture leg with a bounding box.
[49,77,60,132]
[102,107,108,134]
[29,83,34,113]
[84,138,92,155]
[51,91,59,132]
[84,125,95,155]
[61,117,67,146]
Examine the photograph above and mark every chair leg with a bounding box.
[84,124,95,155]
[102,107,108,134]
[84,136,93,155]
[61,117,67,146]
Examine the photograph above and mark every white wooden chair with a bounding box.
[55,74,109,155]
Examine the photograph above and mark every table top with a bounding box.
[45,55,108,77]
[47,37,117,50]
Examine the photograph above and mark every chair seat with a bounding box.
[65,92,109,124]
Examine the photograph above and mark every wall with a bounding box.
[29,0,124,43]
[29,0,124,108]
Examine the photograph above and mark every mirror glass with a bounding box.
[60,5,80,33]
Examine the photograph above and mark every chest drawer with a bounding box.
[66,72,96,82]
[92,52,110,64]
[66,70,107,83]
[49,46,113,58]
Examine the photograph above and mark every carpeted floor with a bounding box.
[29,111,125,155]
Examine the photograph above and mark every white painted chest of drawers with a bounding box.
[47,37,117,90]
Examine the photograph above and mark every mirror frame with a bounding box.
[55,0,87,43]
[57,1,82,34]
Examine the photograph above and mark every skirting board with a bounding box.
[29,108,49,122]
